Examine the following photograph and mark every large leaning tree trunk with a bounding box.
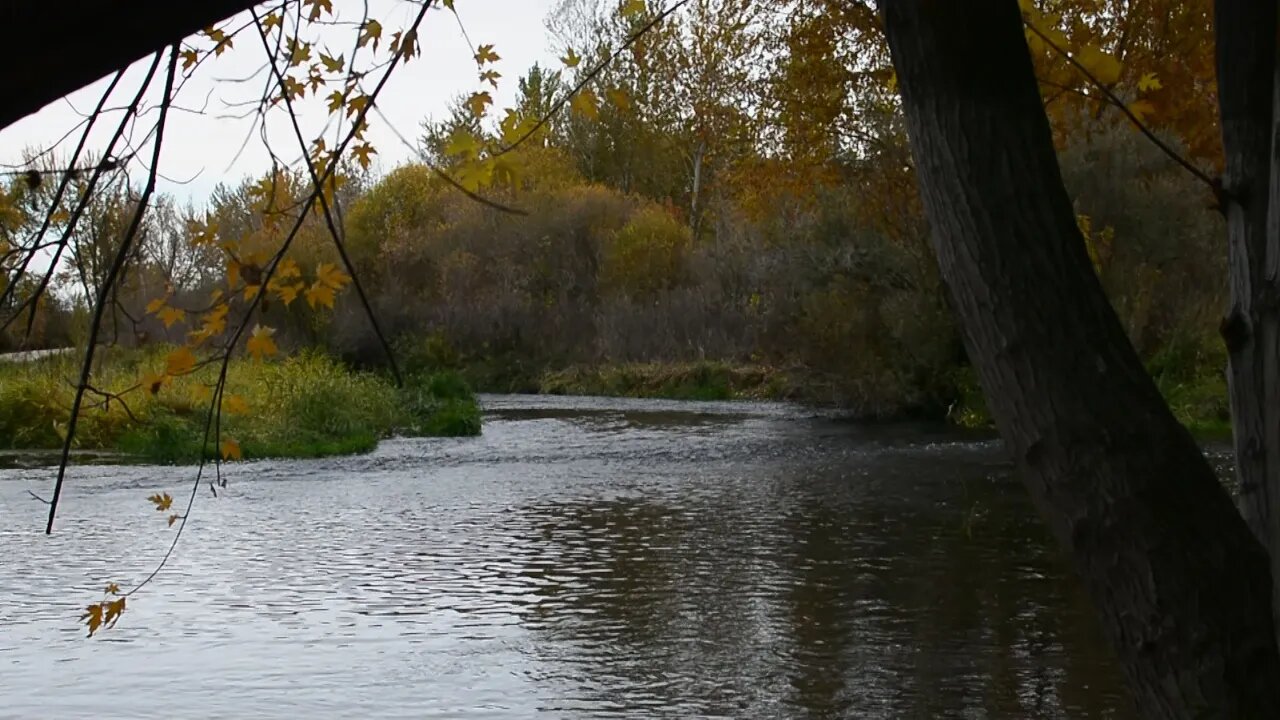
[1,1,262,130]
[1215,0,1280,629]
[881,0,1280,716]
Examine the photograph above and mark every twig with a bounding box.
[45,46,180,535]
[1022,18,1216,192]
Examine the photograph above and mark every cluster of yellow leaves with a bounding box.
[82,584,126,638]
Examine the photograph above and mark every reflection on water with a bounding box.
[0,394,1134,718]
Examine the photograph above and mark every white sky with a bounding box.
[0,0,563,206]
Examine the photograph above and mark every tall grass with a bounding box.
[0,346,480,462]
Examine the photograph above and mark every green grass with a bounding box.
[0,347,481,463]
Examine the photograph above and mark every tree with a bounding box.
[881,0,1280,716]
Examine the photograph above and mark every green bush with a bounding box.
[0,347,482,462]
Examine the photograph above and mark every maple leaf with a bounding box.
[181,49,199,70]
[165,347,197,377]
[445,128,482,158]
[223,395,250,415]
[261,12,282,31]
[1127,99,1157,122]
[315,262,351,290]
[620,0,646,18]
[358,19,382,50]
[391,30,419,59]
[220,438,243,461]
[346,94,371,119]
[560,48,581,68]
[474,44,501,65]
[1137,72,1163,92]
[320,52,345,73]
[158,306,186,328]
[443,0,454,8]
[607,88,632,110]
[1075,46,1121,86]
[148,492,174,512]
[145,297,167,315]
[480,69,502,88]
[303,0,333,21]
[467,91,493,118]
[105,583,120,596]
[352,142,378,170]
[168,514,181,527]
[274,283,302,307]
[305,282,337,309]
[326,90,345,114]
[82,603,104,637]
[247,324,278,360]
[571,88,600,120]
[103,597,126,630]
[275,258,302,279]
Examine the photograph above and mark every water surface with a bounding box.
[0,395,1134,718]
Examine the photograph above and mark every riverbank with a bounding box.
[0,348,480,463]
[462,356,1231,437]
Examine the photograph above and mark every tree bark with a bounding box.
[881,0,1280,716]
[1214,0,1280,635]
[0,1,260,130]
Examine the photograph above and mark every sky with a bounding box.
[0,0,564,205]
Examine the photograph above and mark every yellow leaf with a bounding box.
[82,603,104,637]
[1075,46,1121,86]
[191,384,214,403]
[145,297,167,315]
[158,306,186,328]
[303,0,333,21]
[148,492,174,512]
[326,90,345,114]
[220,438,243,461]
[467,91,493,118]
[1127,98,1157,122]
[105,583,120,596]
[320,51,344,73]
[474,44,500,65]
[358,19,382,50]
[275,258,301,279]
[103,597,126,630]
[445,128,482,158]
[607,88,631,110]
[1137,72,1162,92]
[571,88,600,120]
[247,324,278,360]
[165,347,197,377]
[305,282,337,309]
[560,48,581,68]
[274,283,302,307]
[262,12,282,31]
[480,69,502,88]
[315,262,351,290]
[346,94,371,119]
[620,0,645,18]
[223,394,250,415]
[244,284,261,301]
[352,142,377,170]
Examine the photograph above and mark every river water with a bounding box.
[0,395,1135,719]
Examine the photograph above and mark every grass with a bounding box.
[0,346,481,463]
[538,361,792,401]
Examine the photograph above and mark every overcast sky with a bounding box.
[0,0,562,205]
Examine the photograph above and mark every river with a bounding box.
[0,394,1135,718]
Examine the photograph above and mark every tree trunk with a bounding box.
[1215,0,1280,635]
[881,0,1280,716]
[1,1,260,130]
